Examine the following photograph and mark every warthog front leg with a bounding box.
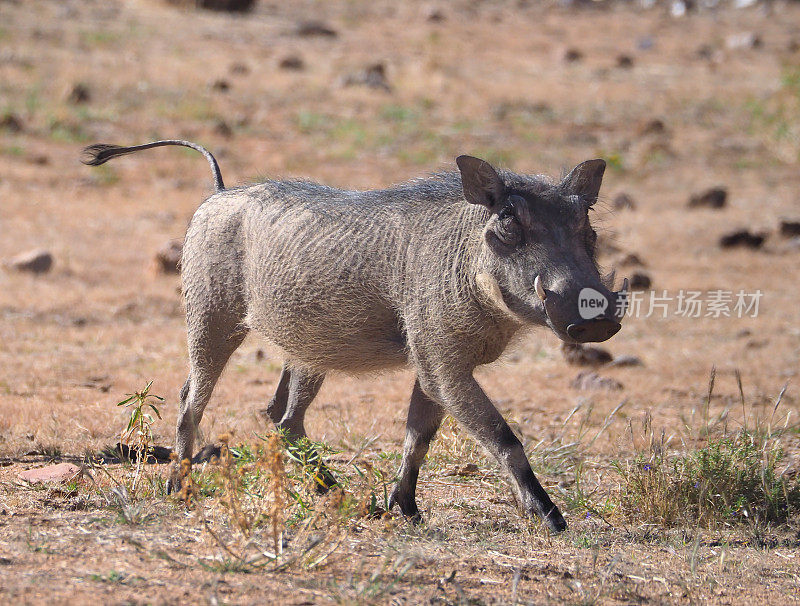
[420,372,567,533]
[389,379,446,520]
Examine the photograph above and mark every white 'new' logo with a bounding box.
[578,288,608,319]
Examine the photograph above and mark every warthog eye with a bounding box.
[494,212,522,247]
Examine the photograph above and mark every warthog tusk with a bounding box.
[534,274,547,302]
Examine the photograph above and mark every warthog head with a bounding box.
[459,155,627,344]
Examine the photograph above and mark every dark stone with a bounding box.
[779,219,800,238]
[6,249,53,274]
[67,83,91,104]
[561,343,613,367]
[612,192,637,210]
[688,187,727,209]
[719,229,766,249]
[279,55,305,71]
[154,241,182,274]
[296,20,338,37]
[570,371,623,391]
[630,271,652,290]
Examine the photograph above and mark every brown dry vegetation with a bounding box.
[2,0,800,603]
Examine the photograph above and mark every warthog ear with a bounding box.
[561,159,606,206]
[456,155,505,209]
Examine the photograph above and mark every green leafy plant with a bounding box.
[117,381,163,492]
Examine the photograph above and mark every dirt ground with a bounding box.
[2,0,800,603]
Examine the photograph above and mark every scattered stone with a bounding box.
[570,371,623,391]
[719,229,766,249]
[194,444,224,463]
[735,328,752,338]
[214,119,233,138]
[6,249,53,274]
[115,443,173,463]
[612,192,637,210]
[562,47,583,63]
[211,78,230,93]
[154,241,182,274]
[278,54,305,71]
[788,39,800,53]
[424,5,445,22]
[561,343,612,367]
[696,44,717,60]
[726,32,761,51]
[630,271,652,290]
[229,61,250,75]
[616,252,646,267]
[608,355,643,367]
[616,54,634,69]
[19,463,81,484]
[0,112,23,133]
[66,82,90,104]
[296,20,338,38]
[779,219,800,238]
[637,118,666,137]
[340,63,391,92]
[688,187,727,209]
[636,36,654,51]
[195,0,257,12]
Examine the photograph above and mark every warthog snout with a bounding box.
[538,275,628,343]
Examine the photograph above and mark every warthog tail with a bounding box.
[81,139,225,192]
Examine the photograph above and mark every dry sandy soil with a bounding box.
[2,0,800,603]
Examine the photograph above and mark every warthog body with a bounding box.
[83,140,627,532]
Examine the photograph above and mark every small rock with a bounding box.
[6,249,53,274]
[229,62,249,75]
[296,21,338,38]
[0,112,23,133]
[278,55,305,71]
[154,241,182,274]
[340,63,391,92]
[696,44,717,60]
[608,355,643,367]
[616,54,634,69]
[213,119,233,138]
[637,118,666,137]
[66,83,90,104]
[688,187,727,209]
[630,271,652,290]
[779,219,800,238]
[561,343,612,367]
[616,252,646,267]
[719,229,766,249]
[612,192,637,210]
[194,444,224,463]
[19,463,81,484]
[636,36,654,51]
[211,79,230,93]
[570,371,623,391]
[424,5,445,22]
[562,48,583,63]
[196,0,256,12]
[726,32,761,51]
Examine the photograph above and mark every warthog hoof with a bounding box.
[541,506,567,533]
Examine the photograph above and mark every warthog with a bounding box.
[82,140,627,532]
